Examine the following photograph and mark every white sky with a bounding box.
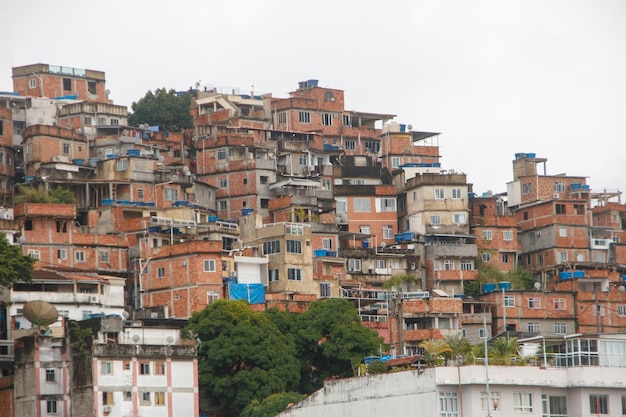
[2,0,625,196]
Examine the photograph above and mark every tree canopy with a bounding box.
[294,298,384,393]
[0,235,34,290]
[13,184,76,205]
[184,300,300,416]
[128,88,193,132]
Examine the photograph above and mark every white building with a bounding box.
[278,334,626,417]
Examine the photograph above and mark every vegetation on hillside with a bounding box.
[0,234,35,290]
[14,184,76,205]
[129,88,193,132]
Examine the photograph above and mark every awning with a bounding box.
[432,289,449,297]
[269,179,320,189]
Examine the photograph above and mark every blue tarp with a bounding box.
[228,283,265,304]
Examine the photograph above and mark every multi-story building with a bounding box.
[13,316,198,417]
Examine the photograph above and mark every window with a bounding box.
[63,143,70,154]
[100,252,109,263]
[63,77,72,91]
[27,250,40,260]
[559,252,568,262]
[29,78,37,89]
[287,268,302,281]
[379,198,396,212]
[528,322,540,332]
[618,305,626,316]
[298,155,307,166]
[343,114,351,126]
[348,258,362,271]
[320,283,331,297]
[322,238,333,250]
[538,254,544,265]
[593,305,605,317]
[45,369,56,382]
[434,188,445,199]
[483,230,493,240]
[83,116,92,126]
[322,113,333,126]
[443,260,455,270]
[101,362,113,375]
[375,259,387,269]
[522,183,532,194]
[574,203,585,215]
[336,200,347,212]
[260,198,269,208]
[57,249,67,260]
[622,395,626,415]
[98,116,107,125]
[47,400,58,414]
[103,391,114,405]
[576,253,584,262]
[207,291,219,304]
[504,296,515,307]
[217,149,227,160]
[155,392,166,406]
[154,362,165,375]
[137,188,144,200]
[392,157,400,168]
[277,112,287,124]
[554,182,565,192]
[286,239,302,254]
[513,392,533,413]
[364,140,380,152]
[451,188,462,199]
[263,240,280,255]
[345,140,356,150]
[286,224,304,235]
[298,111,310,123]
[430,215,441,225]
[460,261,474,270]
[139,363,150,375]
[553,299,566,310]
[452,213,466,225]
[204,259,216,272]
[528,298,541,309]
[554,323,567,334]
[382,225,394,239]
[482,253,491,262]
[479,328,486,339]
[110,118,119,125]
[268,269,279,282]
[481,391,501,414]
[117,159,128,171]
[157,267,165,278]
[503,230,513,241]
[523,211,528,220]
[542,395,567,417]
[502,253,509,263]
[589,394,608,415]
[219,201,227,210]
[142,392,151,404]
[353,198,371,212]
[124,391,132,401]
[88,81,96,94]
[164,188,178,201]
[555,203,566,214]
[324,91,335,101]
[439,392,459,417]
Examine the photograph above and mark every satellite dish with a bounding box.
[17,236,26,244]
[407,124,413,131]
[121,311,129,320]
[534,282,541,291]
[132,334,141,343]
[23,300,59,327]
[166,336,174,344]
[380,242,387,248]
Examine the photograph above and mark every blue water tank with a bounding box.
[126,149,140,157]
[362,240,369,248]
[482,283,496,293]
[72,158,85,166]
[559,272,573,280]
[498,281,511,291]
[573,271,585,278]
[314,249,326,257]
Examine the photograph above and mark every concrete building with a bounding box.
[276,334,626,417]
[13,316,198,417]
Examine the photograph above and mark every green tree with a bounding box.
[382,273,422,291]
[0,234,35,290]
[294,298,384,393]
[477,262,505,284]
[444,333,473,365]
[184,300,300,416]
[490,336,520,365]
[128,88,193,132]
[240,392,305,417]
[505,267,535,290]
[367,359,388,374]
[14,184,76,205]
[419,338,452,366]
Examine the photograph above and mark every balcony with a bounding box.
[11,291,103,305]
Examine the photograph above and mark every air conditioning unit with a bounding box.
[89,295,99,304]
[103,405,113,413]
[536,232,542,237]
[410,263,416,270]
[552,193,560,199]
[230,271,237,277]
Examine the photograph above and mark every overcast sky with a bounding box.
[2,0,625,196]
